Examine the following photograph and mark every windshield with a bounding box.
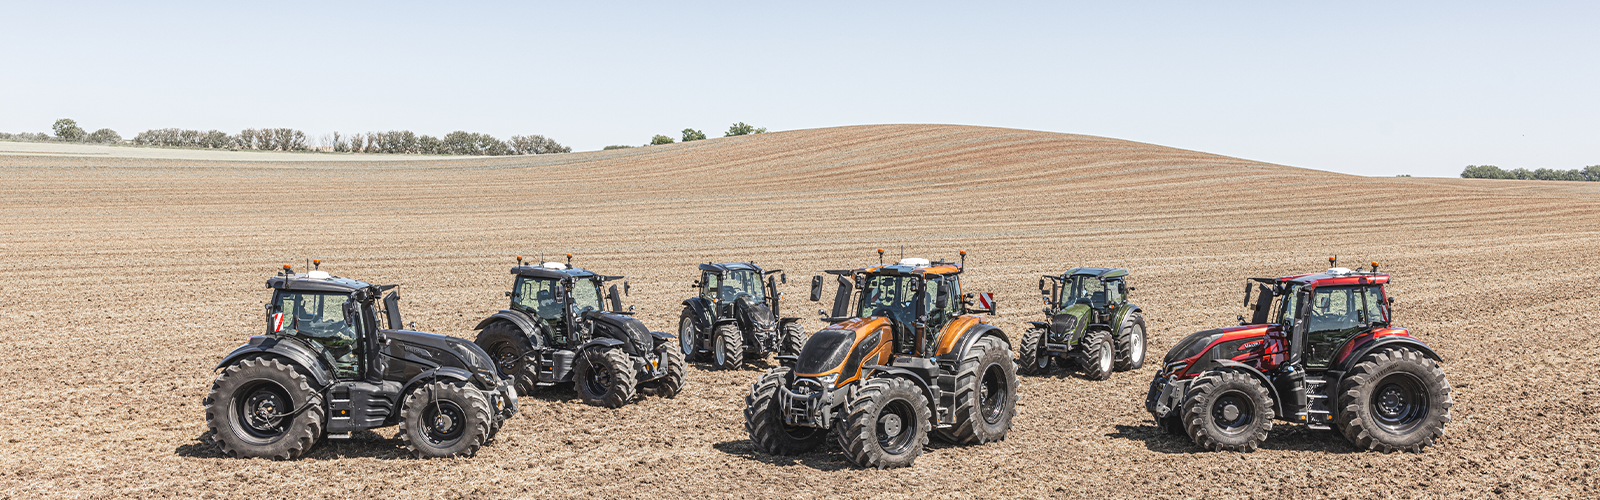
[514,277,565,320]
[859,274,920,320]
[1274,284,1303,325]
[1063,275,1107,306]
[572,277,605,313]
[708,270,766,303]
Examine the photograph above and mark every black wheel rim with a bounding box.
[1370,372,1429,434]
[583,354,613,396]
[679,318,696,356]
[235,381,290,439]
[491,341,521,377]
[422,400,466,443]
[1209,390,1256,436]
[979,362,1010,424]
[877,398,919,455]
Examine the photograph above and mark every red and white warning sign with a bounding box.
[272,313,284,332]
[975,292,995,311]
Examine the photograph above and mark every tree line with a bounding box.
[631,122,767,147]
[0,118,569,156]
[1461,165,1600,182]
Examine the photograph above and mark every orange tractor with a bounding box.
[743,250,1018,469]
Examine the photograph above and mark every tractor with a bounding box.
[204,262,518,460]
[743,250,1018,469]
[678,262,806,369]
[472,255,686,408]
[1019,267,1147,379]
[1145,258,1452,452]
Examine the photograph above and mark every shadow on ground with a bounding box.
[1105,423,1362,454]
[176,430,418,460]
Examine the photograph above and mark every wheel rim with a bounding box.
[1098,338,1113,373]
[679,318,696,356]
[714,333,727,366]
[1034,342,1050,370]
[491,341,520,377]
[583,354,613,396]
[422,399,466,443]
[1209,390,1256,436]
[1130,325,1145,365]
[1370,372,1429,434]
[979,362,1010,424]
[235,381,291,439]
[877,399,919,455]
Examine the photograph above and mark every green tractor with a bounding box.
[1018,267,1147,379]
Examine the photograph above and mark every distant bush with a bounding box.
[53,119,86,141]
[603,145,634,150]
[87,128,122,144]
[0,132,53,142]
[1461,164,1600,181]
[724,122,766,137]
[1395,174,1411,177]
[651,134,675,145]
[509,134,571,154]
[682,128,706,142]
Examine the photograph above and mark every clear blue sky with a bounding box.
[2,1,1594,177]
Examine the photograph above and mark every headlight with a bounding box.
[817,373,839,389]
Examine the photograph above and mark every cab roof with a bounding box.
[1063,267,1128,279]
[512,264,604,280]
[1277,268,1391,287]
[266,272,377,294]
[862,258,962,276]
[699,262,764,274]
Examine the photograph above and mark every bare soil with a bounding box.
[0,125,1595,499]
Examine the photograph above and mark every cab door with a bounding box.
[1303,286,1385,369]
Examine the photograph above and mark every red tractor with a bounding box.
[1146,259,1452,452]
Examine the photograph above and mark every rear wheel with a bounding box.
[1113,311,1146,372]
[838,377,930,469]
[204,357,324,460]
[574,346,636,408]
[678,310,703,362]
[744,366,828,455]
[1017,327,1050,375]
[398,380,492,458]
[1079,331,1114,381]
[1336,348,1452,452]
[779,321,806,356]
[936,336,1017,444]
[1180,369,1274,452]
[712,323,746,369]
[640,346,687,398]
[475,321,538,396]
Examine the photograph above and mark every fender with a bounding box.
[475,310,550,349]
[578,337,626,352]
[681,297,715,331]
[215,336,335,389]
[947,323,1010,360]
[1110,304,1142,333]
[861,364,939,426]
[1025,320,1049,330]
[403,367,476,394]
[778,316,802,326]
[1212,359,1285,418]
[1336,335,1443,372]
[650,331,676,341]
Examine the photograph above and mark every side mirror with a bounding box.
[1038,278,1046,292]
[935,291,950,310]
[408,321,417,330]
[623,280,630,296]
[809,276,824,301]
[780,273,787,284]
[691,279,700,290]
[607,285,624,312]
[504,291,512,297]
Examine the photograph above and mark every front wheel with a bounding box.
[398,380,492,458]
[678,310,703,362]
[1017,327,1050,375]
[204,357,324,460]
[1180,369,1274,452]
[712,323,746,369]
[778,321,806,356]
[744,366,828,455]
[640,346,687,398]
[1336,348,1452,452]
[1114,312,1146,372]
[574,346,637,408]
[1078,331,1114,381]
[838,377,931,469]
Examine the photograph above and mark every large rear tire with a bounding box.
[1180,369,1274,452]
[712,322,746,369]
[838,377,931,469]
[744,366,829,455]
[398,380,492,458]
[1113,311,1146,372]
[574,346,636,408]
[1079,331,1114,381]
[475,321,539,397]
[1016,327,1050,375]
[935,336,1017,444]
[779,321,806,356]
[204,357,324,460]
[678,309,704,362]
[1336,348,1452,452]
[640,346,687,398]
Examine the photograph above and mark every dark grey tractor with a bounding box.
[678,262,806,369]
[472,256,686,408]
[1019,267,1147,380]
[205,262,518,460]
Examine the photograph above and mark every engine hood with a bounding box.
[1161,325,1270,364]
[735,296,775,331]
[382,329,497,378]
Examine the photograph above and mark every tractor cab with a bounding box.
[263,262,400,380]
[811,252,992,358]
[1240,259,1396,371]
[506,257,632,348]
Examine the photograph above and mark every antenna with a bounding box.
[900,245,904,260]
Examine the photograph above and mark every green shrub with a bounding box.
[53,119,86,141]
[650,134,675,145]
[682,128,706,142]
[725,122,766,136]
[603,145,633,150]
[87,128,122,144]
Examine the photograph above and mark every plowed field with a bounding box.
[1,125,1595,498]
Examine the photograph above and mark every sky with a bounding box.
[2,1,1595,177]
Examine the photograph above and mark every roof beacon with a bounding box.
[877,248,885,264]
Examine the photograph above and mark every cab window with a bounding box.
[274,291,359,378]
[514,277,564,320]
[1305,285,1382,368]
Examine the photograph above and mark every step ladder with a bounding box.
[1305,376,1333,430]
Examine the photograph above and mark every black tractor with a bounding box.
[205,262,518,460]
[678,262,805,369]
[472,255,686,408]
[1019,267,1147,379]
